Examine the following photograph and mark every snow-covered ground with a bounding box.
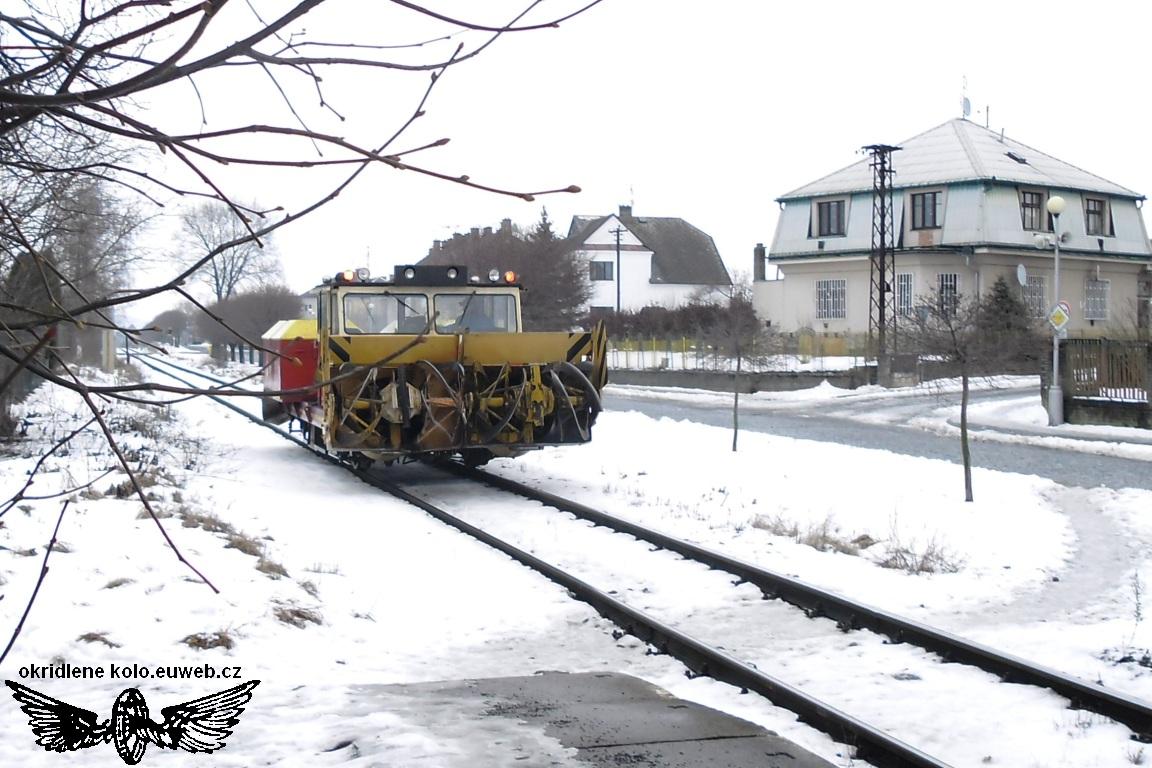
[0,356,1149,767]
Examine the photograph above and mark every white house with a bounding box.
[754,118,1152,336]
[569,206,731,313]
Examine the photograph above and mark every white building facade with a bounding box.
[754,119,1152,337]
[569,206,731,313]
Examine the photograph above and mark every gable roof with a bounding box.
[569,208,731,286]
[779,118,1142,202]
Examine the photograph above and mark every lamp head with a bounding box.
[1046,195,1066,216]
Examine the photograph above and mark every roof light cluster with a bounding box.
[471,269,517,284]
[333,267,393,284]
[328,265,518,286]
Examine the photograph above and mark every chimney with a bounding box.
[619,204,632,219]
[753,243,766,281]
[470,227,480,238]
[482,226,492,236]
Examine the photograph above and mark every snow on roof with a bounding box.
[779,118,1143,201]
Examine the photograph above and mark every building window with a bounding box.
[937,272,959,316]
[1085,197,1111,236]
[896,272,913,316]
[1020,191,1044,231]
[911,191,941,230]
[815,279,846,319]
[589,261,613,281]
[1023,275,1046,319]
[1085,278,1110,320]
[816,199,846,237]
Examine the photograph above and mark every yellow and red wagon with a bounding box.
[262,265,607,466]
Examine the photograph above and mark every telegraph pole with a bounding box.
[865,143,900,385]
[611,226,624,312]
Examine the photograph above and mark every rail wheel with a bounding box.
[460,448,495,467]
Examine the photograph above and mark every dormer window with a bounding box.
[911,190,941,230]
[815,198,846,237]
[1084,196,1113,236]
[1019,188,1070,232]
[1020,190,1045,231]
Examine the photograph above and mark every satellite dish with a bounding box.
[1016,264,1027,286]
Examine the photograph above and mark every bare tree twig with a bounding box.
[0,500,70,667]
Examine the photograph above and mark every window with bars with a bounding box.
[911,191,941,230]
[589,261,613,281]
[1023,275,1047,318]
[896,272,913,316]
[815,278,846,319]
[816,199,846,236]
[1085,279,1110,320]
[937,272,959,316]
[1020,191,1044,231]
[1085,197,1110,236]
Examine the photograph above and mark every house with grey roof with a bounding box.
[568,205,731,313]
[754,118,1152,336]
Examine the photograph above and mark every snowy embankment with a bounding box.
[0,358,1148,766]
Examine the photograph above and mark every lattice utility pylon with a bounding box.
[864,143,900,377]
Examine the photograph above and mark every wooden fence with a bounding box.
[1062,338,1150,402]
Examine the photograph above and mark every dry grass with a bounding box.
[77,631,120,648]
[876,537,962,574]
[179,509,235,534]
[257,558,288,579]
[136,506,173,520]
[274,603,322,628]
[105,468,168,499]
[225,532,264,557]
[752,514,861,556]
[181,631,236,650]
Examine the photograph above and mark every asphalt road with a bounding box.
[604,386,1151,491]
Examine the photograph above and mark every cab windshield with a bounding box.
[434,293,518,333]
[342,293,428,334]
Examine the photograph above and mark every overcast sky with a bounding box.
[142,0,1152,299]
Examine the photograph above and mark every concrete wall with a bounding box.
[608,367,874,394]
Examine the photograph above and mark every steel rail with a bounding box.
[442,462,1152,741]
[364,475,952,768]
[133,353,952,767]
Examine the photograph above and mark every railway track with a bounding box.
[135,352,1152,767]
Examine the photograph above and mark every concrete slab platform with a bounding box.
[350,671,834,767]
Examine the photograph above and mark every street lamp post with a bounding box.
[1046,195,1066,425]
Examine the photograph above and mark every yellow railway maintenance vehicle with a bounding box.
[261,265,608,467]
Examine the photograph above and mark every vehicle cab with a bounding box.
[324,265,523,337]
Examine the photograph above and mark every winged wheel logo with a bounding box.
[5,679,260,765]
